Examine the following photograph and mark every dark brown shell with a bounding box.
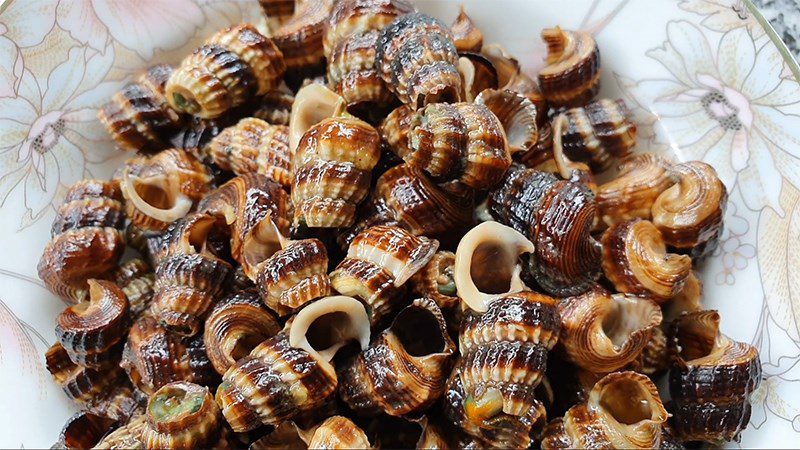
[323,0,415,57]
[141,381,222,449]
[451,7,483,52]
[597,153,675,227]
[259,0,294,29]
[338,298,456,416]
[98,64,182,153]
[626,325,670,376]
[203,290,281,375]
[53,412,119,450]
[558,99,636,172]
[409,250,460,311]
[380,104,415,160]
[457,53,498,103]
[256,239,331,316]
[112,259,156,319]
[253,90,295,126]
[376,13,462,108]
[38,179,126,304]
[46,341,125,406]
[272,0,333,74]
[94,415,148,449]
[488,166,601,296]
[481,44,548,121]
[538,28,600,107]
[668,310,761,443]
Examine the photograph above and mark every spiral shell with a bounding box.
[597,153,675,227]
[256,238,331,316]
[451,7,483,52]
[289,83,348,155]
[407,102,511,190]
[330,225,438,324]
[663,270,703,323]
[557,99,636,172]
[54,411,119,450]
[475,89,539,155]
[409,250,460,311]
[112,259,156,319]
[292,115,381,228]
[457,53,499,103]
[139,382,222,449]
[652,161,727,259]
[167,24,286,119]
[339,298,456,416]
[482,44,548,120]
[253,90,295,126]
[380,104,415,160]
[204,290,281,375]
[541,371,668,449]
[538,27,600,107]
[558,289,662,373]
[668,310,761,443]
[204,118,292,189]
[306,416,372,449]
[94,415,148,449]
[323,0,414,56]
[258,0,294,31]
[271,0,333,75]
[120,149,212,232]
[488,166,601,296]
[328,31,394,118]
[46,341,124,407]
[216,296,370,431]
[626,325,670,376]
[376,13,462,108]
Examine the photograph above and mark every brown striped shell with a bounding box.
[409,250,460,311]
[551,113,596,190]
[216,296,370,431]
[457,53,498,103]
[38,180,126,304]
[150,213,233,335]
[557,289,662,373]
[272,0,333,75]
[292,115,381,228]
[98,64,182,153]
[516,120,554,170]
[203,290,281,375]
[451,7,483,52]
[488,166,601,296]
[540,371,668,449]
[338,298,456,416]
[253,90,295,126]
[652,161,727,259]
[45,341,125,408]
[258,0,295,32]
[256,238,332,316]
[557,99,637,172]
[376,13,462,108]
[407,102,511,190]
[94,415,148,449]
[289,83,348,155]
[112,259,156,319]
[54,412,119,450]
[323,0,415,57]
[141,381,222,450]
[330,225,438,325]
[663,270,704,323]
[601,219,693,301]
[597,153,675,227]
[538,27,601,107]
[204,118,292,189]
[626,325,670,376]
[481,44,548,121]
[56,280,130,369]
[120,149,212,232]
[475,89,539,155]
[166,24,286,119]
[668,310,761,443]
[380,104,415,160]
[306,416,372,449]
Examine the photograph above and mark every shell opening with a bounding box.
[289,296,370,363]
[289,83,347,154]
[595,375,664,425]
[181,215,218,255]
[552,113,592,185]
[391,303,446,357]
[673,311,722,363]
[421,85,460,109]
[148,384,204,424]
[172,91,200,115]
[601,296,657,348]
[242,216,285,272]
[122,170,192,224]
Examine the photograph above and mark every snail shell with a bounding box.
[557,289,663,373]
[597,153,675,227]
[409,250,460,311]
[323,0,415,58]
[551,113,597,191]
[253,90,295,126]
[54,411,119,450]
[45,341,124,407]
[256,238,332,316]
[112,259,156,319]
[558,99,637,172]
[38,179,126,304]
[488,166,601,296]
[481,44,548,121]
[407,102,511,190]
[258,0,295,32]
[292,115,381,228]
[668,310,761,442]
[94,415,148,449]
[203,290,281,375]
[457,53,499,103]
[626,325,670,376]
[56,279,130,369]
[652,161,727,259]
[380,104,415,160]
[338,298,456,416]
[216,296,370,432]
[204,118,292,189]
[451,7,483,52]
[289,83,347,156]
[475,89,539,155]
[601,219,692,301]
[663,270,704,323]
[306,416,372,449]
[141,381,223,450]
[376,13,462,108]
[541,371,668,449]
[330,225,438,325]
[98,64,182,153]
[538,27,601,107]
[167,24,286,119]
[271,0,333,76]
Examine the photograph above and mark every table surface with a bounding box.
[753,0,800,58]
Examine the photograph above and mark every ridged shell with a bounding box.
[306,416,372,449]
[652,161,727,259]
[203,290,281,375]
[204,118,292,189]
[98,64,182,153]
[663,270,704,323]
[380,104,415,160]
[94,415,148,449]
[166,24,286,118]
[668,310,761,442]
[112,259,156,319]
[601,219,692,301]
[557,289,662,373]
[258,0,295,31]
[140,382,222,449]
[338,298,456,416]
[540,371,668,449]
[597,153,675,227]
[256,238,332,316]
[45,341,125,407]
[516,120,554,170]
[451,7,483,52]
[409,250,460,311]
[56,280,130,369]
[376,13,462,108]
[457,53,499,103]
[551,113,596,190]
[476,89,539,154]
[407,102,511,190]
[272,0,333,74]
[253,90,295,126]
[292,116,381,228]
[289,83,348,156]
[538,27,601,107]
[330,225,438,324]
[558,99,636,172]
[38,179,126,304]
[481,44,548,121]
[169,115,229,158]
[54,412,119,450]
[323,0,415,57]
[626,325,670,376]
[488,166,601,296]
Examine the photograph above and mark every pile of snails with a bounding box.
[42,1,760,449]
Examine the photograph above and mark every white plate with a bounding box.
[0,0,799,447]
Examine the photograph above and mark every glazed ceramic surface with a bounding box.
[0,0,798,447]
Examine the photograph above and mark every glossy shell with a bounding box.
[409,250,460,311]
[94,415,148,449]
[307,416,372,449]
[53,412,119,450]
[597,153,675,227]
[538,27,600,107]
[46,341,125,407]
[112,259,156,319]
[272,0,333,74]
[558,99,636,172]
[475,89,539,155]
[451,7,483,52]
[289,83,348,155]
[141,382,222,450]
[458,53,499,103]
[328,30,395,118]
[253,90,295,126]
[323,0,415,57]
[380,104,415,160]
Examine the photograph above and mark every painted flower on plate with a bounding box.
[679,0,765,36]
[0,0,57,96]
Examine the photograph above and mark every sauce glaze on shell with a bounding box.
[558,98,637,172]
[538,27,600,107]
[597,153,675,227]
[112,258,156,319]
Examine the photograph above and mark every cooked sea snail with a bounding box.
[271,0,333,79]
[668,310,761,443]
[306,416,372,449]
[410,250,460,311]
[167,24,286,119]
[540,371,669,449]
[597,153,675,227]
[663,270,704,323]
[451,7,483,52]
[626,325,670,376]
[481,44,548,120]
[338,298,456,416]
[288,83,347,155]
[112,258,156,319]
[652,161,727,259]
[53,411,119,450]
[551,113,596,190]
[216,296,370,431]
[457,53,499,103]
[380,104,415,160]
[253,89,295,126]
[475,88,539,155]
[203,290,281,375]
[46,341,125,408]
[557,99,637,172]
[38,179,126,304]
[140,381,225,449]
[407,102,511,190]
[330,225,439,325]
[538,27,600,107]
[258,0,295,32]
[94,415,148,449]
